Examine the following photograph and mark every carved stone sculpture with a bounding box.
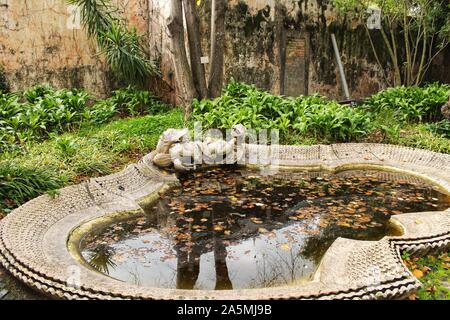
[150,124,246,171]
[150,128,190,169]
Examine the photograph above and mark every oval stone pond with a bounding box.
[79,167,450,291]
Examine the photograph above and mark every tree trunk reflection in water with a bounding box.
[213,237,233,290]
[175,246,200,289]
[174,236,233,290]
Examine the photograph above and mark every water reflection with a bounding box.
[80,168,450,290]
[84,244,116,275]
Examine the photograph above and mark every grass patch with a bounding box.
[0,109,184,214]
[0,162,66,214]
[384,124,450,154]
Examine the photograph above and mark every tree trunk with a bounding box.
[275,3,286,95]
[207,0,227,98]
[380,27,402,86]
[167,0,197,115]
[183,0,208,99]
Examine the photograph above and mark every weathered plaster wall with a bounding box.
[147,0,177,104]
[164,0,392,101]
[220,0,390,100]
[1,0,448,102]
[0,0,149,97]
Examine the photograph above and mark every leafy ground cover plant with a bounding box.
[193,80,374,142]
[0,84,170,152]
[426,119,450,138]
[364,83,450,123]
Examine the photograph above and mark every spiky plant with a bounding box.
[67,0,159,86]
[0,162,65,210]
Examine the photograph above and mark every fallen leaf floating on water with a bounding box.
[81,167,449,280]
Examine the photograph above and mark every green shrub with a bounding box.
[0,84,171,151]
[109,85,169,116]
[55,136,78,158]
[84,86,170,124]
[23,83,56,103]
[84,99,117,124]
[0,85,91,149]
[426,119,450,138]
[193,80,374,142]
[0,162,65,213]
[364,83,450,123]
[292,99,373,141]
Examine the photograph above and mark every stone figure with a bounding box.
[150,124,246,172]
[150,128,190,169]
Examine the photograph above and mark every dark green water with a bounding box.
[80,167,450,290]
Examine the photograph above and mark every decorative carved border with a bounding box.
[0,143,449,300]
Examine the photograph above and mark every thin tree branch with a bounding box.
[365,25,391,86]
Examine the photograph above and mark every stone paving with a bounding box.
[0,143,449,300]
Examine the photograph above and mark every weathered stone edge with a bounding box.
[0,143,449,300]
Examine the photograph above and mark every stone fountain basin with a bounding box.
[0,143,449,299]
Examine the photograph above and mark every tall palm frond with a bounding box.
[67,0,159,86]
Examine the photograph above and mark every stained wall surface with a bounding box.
[0,0,149,97]
[1,0,448,101]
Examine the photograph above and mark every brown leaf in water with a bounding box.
[319,220,328,228]
[337,222,351,228]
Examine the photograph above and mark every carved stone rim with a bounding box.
[1,143,449,300]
